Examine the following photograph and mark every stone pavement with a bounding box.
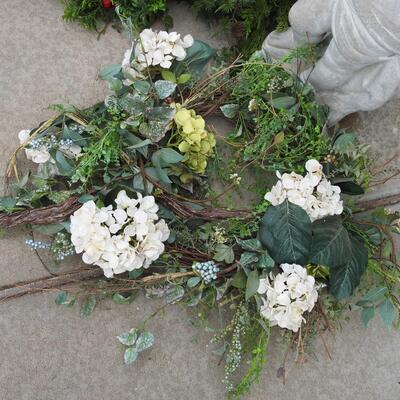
[0,1,399,399]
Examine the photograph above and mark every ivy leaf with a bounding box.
[230,269,246,289]
[258,252,275,269]
[213,244,235,264]
[124,347,139,365]
[361,307,375,327]
[112,293,135,305]
[235,238,262,252]
[220,104,238,119]
[133,80,151,95]
[239,252,259,267]
[136,331,154,352]
[165,285,185,304]
[245,270,259,301]
[154,80,177,99]
[329,235,368,299]
[379,299,397,329]
[259,200,312,265]
[80,295,96,317]
[187,276,202,288]
[117,328,139,346]
[268,96,296,110]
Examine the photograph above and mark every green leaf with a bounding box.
[107,77,123,92]
[63,125,87,146]
[213,244,235,264]
[259,200,312,265]
[32,223,65,235]
[186,291,202,307]
[236,238,263,252]
[335,180,364,195]
[78,194,96,204]
[99,64,121,80]
[239,252,259,267]
[268,96,296,109]
[333,133,356,151]
[161,69,177,83]
[154,80,177,99]
[55,291,68,305]
[157,148,184,165]
[379,299,397,329]
[258,252,275,269]
[174,40,215,76]
[310,216,350,267]
[165,285,185,304]
[231,269,246,289]
[187,276,202,288]
[133,80,151,95]
[128,268,144,279]
[80,295,96,317]
[220,104,238,119]
[361,307,375,327]
[329,235,368,299]
[136,331,154,352]
[177,73,191,84]
[112,293,135,305]
[117,328,139,346]
[55,151,73,175]
[245,270,259,301]
[124,347,139,365]
[356,287,388,307]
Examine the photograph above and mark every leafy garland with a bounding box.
[2,22,399,398]
[60,0,295,53]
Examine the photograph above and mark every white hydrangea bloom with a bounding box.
[70,191,170,278]
[18,129,51,164]
[264,159,343,222]
[257,264,320,332]
[122,28,193,81]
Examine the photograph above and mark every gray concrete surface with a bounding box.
[0,1,399,399]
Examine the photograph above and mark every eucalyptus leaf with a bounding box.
[361,307,375,327]
[245,270,259,301]
[187,276,202,288]
[379,298,397,329]
[99,64,121,80]
[259,200,312,265]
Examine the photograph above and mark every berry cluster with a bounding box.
[59,138,74,147]
[192,261,219,284]
[51,232,75,261]
[25,239,51,250]
[28,135,57,151]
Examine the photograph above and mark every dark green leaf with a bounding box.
[32,223,65,235]
[231,269,247,289]
[112,293,135,305]
[78,194,96,203]
[335,180,364,195]
[55,291,68,305]
[133,80,151,95]
[165,285,185,304]
[333,133,356,151]
[268,96,296,110]
[128,268,144,279]
[259,200,312,265]
[356,287,387,307]
[329,235,368,299]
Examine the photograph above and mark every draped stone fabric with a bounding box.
[262,0,400,124]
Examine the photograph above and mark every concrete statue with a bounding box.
[262,0,400,124]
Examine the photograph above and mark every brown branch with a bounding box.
[0,196,81,228]
[355,193,400,212]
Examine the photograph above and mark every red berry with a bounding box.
[102,0,113,9]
